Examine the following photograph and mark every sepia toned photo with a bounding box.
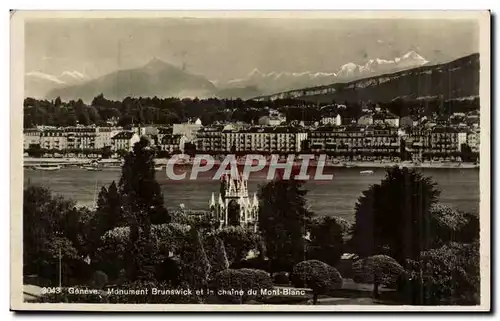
[10,10,491,312]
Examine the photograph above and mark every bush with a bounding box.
[403,242,480,305]
[211,226,261,265]
[91,270,109,289]
[307,216,344,267]
[352,255,405,298]
[214,268,273,304]
[290,260,343,304]
[273,271,290,285]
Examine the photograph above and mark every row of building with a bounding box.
[194,124,479,157]
[23,119,480,159]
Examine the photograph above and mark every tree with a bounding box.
[351,166,441,264]
[404,242,480,305]
[204,236,230,278]
[101,146,113,159]
[119,138,170,281]
[258,178,313,272]
[212,226,261,265]
[178,227,211,291]
[23,186,79,279]
[290,260,343,304]
[89,181,124,256]
[214,269,273,304]
[94,227,130,280]
[119,137,169,225]
[307,216,344,267]
[429,204,479,246]
[352,255,405,298]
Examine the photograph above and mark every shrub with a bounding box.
[352,255,405,298]
[273,271,290,285]
[91,270,108,289]
[211,226,261,265]
[290,260,343,304]
[214,268,273,304]
[404,242,480,305]
[307,216,344,267]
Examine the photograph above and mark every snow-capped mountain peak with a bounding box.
[248,68,264,77]
[25,70,90,99]
[60,70,87,80]
[225,51,429,96]
[26,70,89,84]
[25,71,66,84]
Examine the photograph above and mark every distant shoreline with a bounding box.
[23,157,479,170]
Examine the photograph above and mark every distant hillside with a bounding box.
[215,86,263,100]
[254,53,479,103]
[46,58,217,102]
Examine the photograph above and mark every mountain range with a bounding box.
[25,51,477,103]
[222,51,430,96]
[42,58,217,102]
[25,71,90,99]
[254,53,479,103]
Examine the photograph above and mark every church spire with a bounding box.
[252,193,259,206]
[210,192,215,207]
[218,194,225,208]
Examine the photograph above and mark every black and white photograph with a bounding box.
[10,10,491,312]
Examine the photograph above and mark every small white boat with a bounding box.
[360,170,374,175]
[33,164,62,171]
[84,167,103,172]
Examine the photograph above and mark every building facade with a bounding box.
[309,125,400,156]
[221,127,308,153]
[196,126,223,153]
[40,129,67,150]
[111,131,140,152]
[23,128,41,150]
[64,126,98,150]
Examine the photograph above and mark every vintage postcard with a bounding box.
[10,10,491,312]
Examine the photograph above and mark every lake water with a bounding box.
[23,167,479,222]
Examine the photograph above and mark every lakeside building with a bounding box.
[40,129,67,150]
[111,131,140,152]
[23,128,41,150]
[428,126,468,154]
[96,127,123,149]
[220,126,308,153]
[309,125,400,156]
[209,171,259,232]
[467,129,480,153]
[160,134,187,153]
[403,126,470,161]
[64,126,98,150]
[196,126,224,153]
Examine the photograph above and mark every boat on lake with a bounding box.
[83,166,103,172]
[33,164,62,171]
[360,170,374,175]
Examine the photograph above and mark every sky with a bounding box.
[24,17,479,82]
